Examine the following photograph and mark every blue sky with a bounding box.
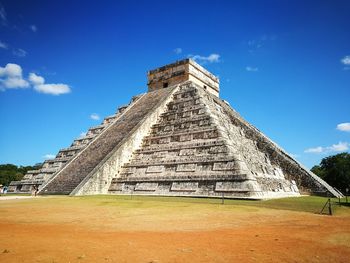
[0,0,349,168]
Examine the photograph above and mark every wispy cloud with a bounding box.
[190,53,220,64]
[0,4,7,26]
[246,66,258,72]
[247,34,277,54]
[29,24,37,32]
[1,63,71,95]
[0,42,28,59]
[0,63,29,90]
[304,147,323,154]
[90,113,100,121]
[174,48,182,54]
[34,83,71,95]
[13,48,27,57]
[337,122,350,132]
[43,154,55,160]
[341,55,350,65]
[341,56,350,70]
[0,40,8,49]
[305,141,349,154]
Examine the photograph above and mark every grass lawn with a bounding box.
[71,194,350,215]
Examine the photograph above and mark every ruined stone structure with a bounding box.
[9,59,342,199]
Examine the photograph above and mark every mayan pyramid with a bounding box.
[9,59,341,199]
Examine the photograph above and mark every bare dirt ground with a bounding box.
[0,195,349,263]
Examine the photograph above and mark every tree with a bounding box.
[0,163,41,186]
[311,152,350,194]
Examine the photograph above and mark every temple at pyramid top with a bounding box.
[147,58,220,97]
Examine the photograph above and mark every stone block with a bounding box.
[171,182,198,192]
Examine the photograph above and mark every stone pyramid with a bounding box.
[10,59,341,199]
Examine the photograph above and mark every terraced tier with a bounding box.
[108,83,307,199]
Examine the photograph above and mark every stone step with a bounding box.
[114,173,249,182]
[121,156,235,168]
[135,139,225,153]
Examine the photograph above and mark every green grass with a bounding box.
[68,194,350,215]
[4,193,349,215]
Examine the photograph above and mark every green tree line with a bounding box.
[0,164,41,186]
[311,152,350,194]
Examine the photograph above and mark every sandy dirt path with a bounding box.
[0,196,349,263]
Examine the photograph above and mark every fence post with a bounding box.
[328,198,332,216]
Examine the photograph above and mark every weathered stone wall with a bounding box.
[109,82,300,199]
[147,59,219,97]
[211,94,340,197]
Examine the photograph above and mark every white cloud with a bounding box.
[29,72,71,95]
[336,123,350,132]
[30,25,37,32]
[78,132,87,139]
[330,142,349,152]
[174,48,182,54]
[29,72,45,85]
[43,154,55,160]
[31,74,71,95]
[341,55,350,65]
[305,142,349,154]
[305,146,324,154]
[34,83,71,95]
[246,66,258,72]
[0,40,8,49]
[13,48,27,57]
[1,63,71,95]
[0,63,29,90]
[2,77,29,89]
[191,53,220,64]
[90,113,100,120]
[0,63,23,77]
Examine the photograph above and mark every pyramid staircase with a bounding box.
[39,87,175,195]
[8,101,131,193]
